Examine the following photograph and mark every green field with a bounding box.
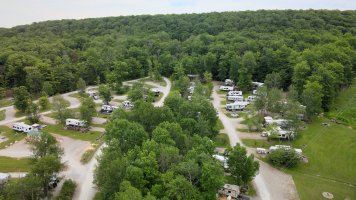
[0,126,27,149]
[327,81,356,129]
[243,118,356,199]
[0,109,5,121]
[214,133,230,148]
[43,124,103,142]
[0,156,31,172]
[0,99,14,108]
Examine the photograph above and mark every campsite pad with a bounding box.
[322,192,334,199]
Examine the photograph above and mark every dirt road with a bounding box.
[212,83,299,200]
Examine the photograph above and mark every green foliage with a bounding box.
[31,132,63,159]
[26,101,40,124]
[227,144,259,186]
[52,95,72,124]
[54,179,77,200]
[13,86,31,113]
[79,97,96,126]
[98,84,112,104]
[128,82,145,102]
[264,72,282,89]
[76,78,86,95]
[302,81,324,118]
[267,148,300,168]
[38,95,50,110]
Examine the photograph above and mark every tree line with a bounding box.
[0,10,355,116]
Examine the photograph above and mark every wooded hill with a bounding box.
[0,10,355,111]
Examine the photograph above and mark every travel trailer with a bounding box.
[228,91,243,96]
[225,102,246,111]
[12,123,34,133]
[227,95,244,102]
[224,79,234,86]
[100,105,118,114]
[219,86,234,91]
[66,119,86,127]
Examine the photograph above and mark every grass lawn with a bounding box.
[326,80,356,129]
[214,133,230,148]
[0,99,14,108]
[14,110,26,118]
[0,126,27,149]
[243,117,356,199]
[43,124,103,142]
[0,109,5,121]
[0,156,31,172]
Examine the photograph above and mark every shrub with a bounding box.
[54,179,77,200]
[266,148,300,168]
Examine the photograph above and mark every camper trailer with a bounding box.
[188,86,195,94]
[247,95,256,102]
[122,101,133,109]
[150,88,161,97]
[219,86,234,91]
[252,81,264,89]
[225,102,246,111]
[227,95,244,102]
[213,155,229,169]
[100,105,118,114]
[66,119,86,128]
[12,123,34,133]
[224,79,234,86]
[87,91,99,100]
[228,90,243,96]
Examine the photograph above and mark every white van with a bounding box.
[219,86,234,91]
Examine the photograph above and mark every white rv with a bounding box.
[224,79,234,86]
[12,123,34,133]
[226,102,246,111]
[100,105,118,113]
[87,91,99,100]
[66,119,86,127]
[213,155,229,169]
[228,91,242,96]
[219,86,234,91]
[122,101,133,109]
[150,88,161,97]
[188,86,195,94]
[247,95,256,102]
[227,95,244,102]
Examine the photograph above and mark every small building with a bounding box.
[218,184,240,199]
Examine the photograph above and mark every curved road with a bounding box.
[212,83,299,200]
[75,77,171,200]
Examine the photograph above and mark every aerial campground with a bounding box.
[0,7,355,200]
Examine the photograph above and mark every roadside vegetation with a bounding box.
[43,124,102,142]
[0,126,26,149]
[0,110,5,121]
[214,133,230,148]
[0,156,31,172]
[54,179,77,200]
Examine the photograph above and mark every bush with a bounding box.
[266,148,300,168]
[54,179,77,200]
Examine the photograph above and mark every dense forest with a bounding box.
[0,10,355,112]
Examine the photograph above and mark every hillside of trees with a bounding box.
[0,10,355,113]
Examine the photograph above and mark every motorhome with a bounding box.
[100,105,118,114]
[224,79,234,86]
[122,101,133,109]
[12,123,34,133]
[150,88,161,97]
[66,119,86,127]
[228,90,242,96]
[219,86,234,91]
[225,102,246,111]
[247,95,256,102]
[227,95,244,102]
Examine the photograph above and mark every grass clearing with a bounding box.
[0,126,27,149]
[0,99,14,108]
[43,124,102,142]
[326,80,356,129]
[0,156,31,172]
[214,133,230,148]
[0,109,5,121]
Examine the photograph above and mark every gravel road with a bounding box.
[212,83,299,200]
